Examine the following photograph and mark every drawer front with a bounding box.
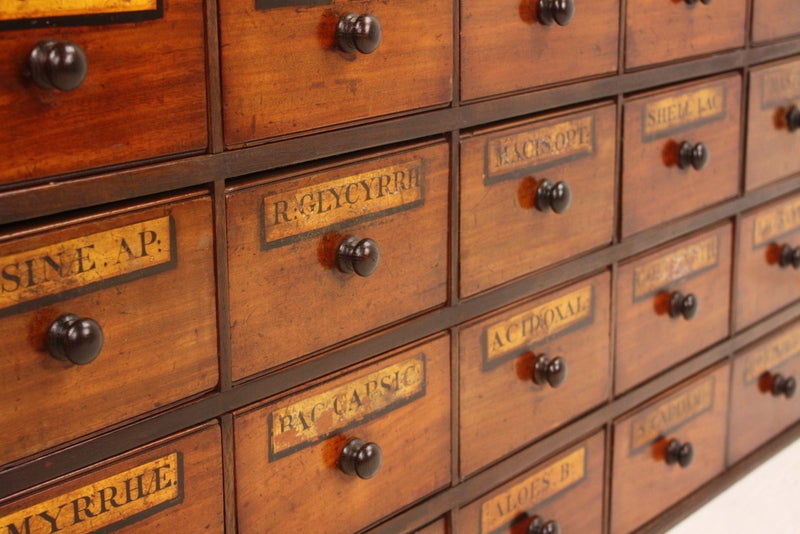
[459,272,611,476]
[611,364,729,534]
[624,0,746,69]
[735,193,800,330]
[459,431,604,534]
[616,223,732,393]
[414,518,447,534]
[460,104,615,297]
[752,0,800,43]
[227,142,448,380]
[622,75,740,237]
[1,196,218,466]
[219,0,452,146]
[746,58,800,191]
[729,320,800,464]
[0,423,223,533]
[0,1,207,185]
[234,335,451,534]
[460,0,618,101]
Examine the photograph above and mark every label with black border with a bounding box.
[752,198,800,249]
[761,64,800,109]
[641,85,727,141]
[0,0,162,30]
[255,0,331,9]
[743,328,800,384]
[632,235,719,302]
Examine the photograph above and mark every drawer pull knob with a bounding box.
[337,236,380,277]
[778,244,800,269]
[26,40,88,91]
[532,354,568,388]
[665,438,694,468]
[677,141,709,171]
[46,313,104,365]
[669,291,699,320]
[339,438,382,479]
[537,0,575,26]
[535,179,572,214]
[529,516,561,534]
[787,106,800,132]
[771,374,797,399]
[336,13,382,54]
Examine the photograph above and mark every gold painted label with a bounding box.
[630,377,715,452]
[642,85,727,140]
[0,0,156,20]
[0,453,182,534]
[752,198,800,248]
[480,447,586,534]
[483,285,594,368]
[761,64,800,109]
[484,115,595,184]
[0,216,175,317]
[743,328,800,384]
[268,355,426,460]
[262,159,425,249]
[632,236,719,301]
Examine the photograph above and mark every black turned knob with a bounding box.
[779,244,800,269]
[26,40,88,91]
[787,106,800,132]
[336,13,382,54]
[677,141,709,170]
[529,516,561,534]
[537,0,575,26]
[771,374,797,399]
[336,236,380,277]
[535,179,572,214]
[669,291,699,320]
[532,354,568,388]
[339,438,382,479]
[665,439,694,468]
[46,314,104,365]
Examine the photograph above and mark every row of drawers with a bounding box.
[2,0,800,185]
[2,322,799,533]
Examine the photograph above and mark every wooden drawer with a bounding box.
[729,320,800,464]
[219,0,452,146]
[226,142,448,380]
[611,364,729,534]
[460,0,618,101]
[0,423,223,533]
[752,0,800,44]
[622,75,740,237]
[0,195,218,466]
[624,0,746,69]
[459,431,604,534]
[746,57,800,192]
[0,1,207,185]
[234,335,451,534]
[459,272,611,476]
[616,223,732,393]
[414,518,447,534]
[460,103,615,297]
[735,193,800,330]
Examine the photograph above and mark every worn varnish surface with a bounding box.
[625,0,746,69]
[0,0,207,185]
[459,272,611,476]
[234,335,450,534]
[460,103,615,297]
[621,74,740,237]
[616,223,731,393]
[611,364,729,534]
[459,0,618,101]
[0,197,218,466]
[752,0,800,43]
[219,0,452,146]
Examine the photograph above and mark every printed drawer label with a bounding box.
[0,0,162,28]
[761,64,800,109]
[633,236,719,301]
[743,328,800,384]
[642,85,727,140]
[753,198,800,248]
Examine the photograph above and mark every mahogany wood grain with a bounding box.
[459,272,611,476]
[219,0,452,146]
[0,197,218,466]
[0,0,207,185]
[625,0,746,69]
[460,0,618,101]
[233,335,450,534]
[752,0,800,44]
[615,223,732,393]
